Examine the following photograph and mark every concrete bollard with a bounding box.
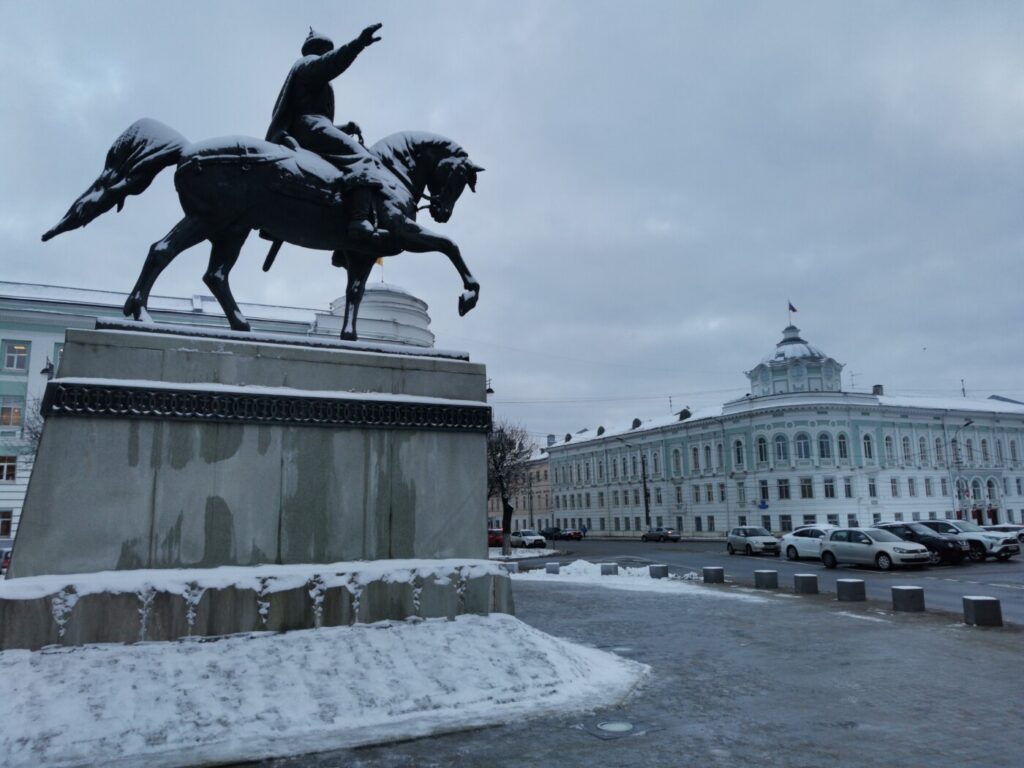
[501,561,519,574]
[649,564,669,579]
[891,586,925,612]
[702,566,725,584]
[793,574,818,595]
[963,596,1003,627]
[836,579,866,602]
[600,563,619,576]
[754,570,778,589]
[544,562,561,575]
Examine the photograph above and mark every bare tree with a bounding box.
[486,421,531,556]
[20,397,45,455]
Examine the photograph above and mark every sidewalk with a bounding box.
[255,571,1022,768]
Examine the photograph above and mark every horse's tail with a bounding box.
[41,118,188,242]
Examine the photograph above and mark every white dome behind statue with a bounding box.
[745,325,843,396]
[313,282,435,348]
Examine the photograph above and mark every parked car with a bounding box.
[820,527,930,570]
[641,527,680,542]
[510,529,546,548]
[918,519,1020,561]
[0,548,10,575]
[726,527,780,556]
[560,529,583,541]
[780,525,835,560]
[984,524,1024,545]
[487,529,504,547]
[874,521,968,565]
[540,527,562,540]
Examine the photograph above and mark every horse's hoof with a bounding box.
[458,289,478,316]
[123,296,143,321]
[340,331,358,341]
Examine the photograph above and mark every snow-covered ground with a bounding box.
[1,613,647,768]
[513,559,769,601]
[487,547,559,560]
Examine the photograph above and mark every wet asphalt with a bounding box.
[246,567,1023,768]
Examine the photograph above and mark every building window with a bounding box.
[570,495,576,509]
[779,514,792,532]
[716,443,724,469]
[847,513,858,527]
[996,441,1004,463]
[736,483,746,503]
[614,517,620,531]
[941,477,949,496]
[734,440,744,467]
[902,436,912,463]
[894,512,903,522]
[676,486,683,505]
[818,433,832,460]
[890,477,900,497]
[1011,440,1019,462]
[912,511,921,521]
[704,484,713,503]
[598,491,605,507]
[676,516,682,531]
[924,478,933,497]
[966,439,975,463]
[704,445,712,469]
[884,436,895,463]
[873,512,882,525]
[757,437,768,463]
[655,487,663,504]
[611,461,617,480]
[694,516,702,532]
[795,433,811,460]
[919,437,928,464]
[692,485,700,503]
[837,433,849,460]
[928,511,937,520]
[633,489,641,505]
[623,490,629,506]
[718,483,726,502]
[777,479,791,500]
[0,510,11,537]
[1017,478,1023,496]
[673,449,681,474]
[599,518,606,531]
[624,517,630,531]
[762,514,772,531]
[555,496,561,510]
[612,490,619,506]
[759,480,769,501]
[935,437,945,465]
[987,479,996,500]
[2,340,29,371]
[738,515,747,526]
[774,435,789,462]
[706,515,715,532]
[585,462,591,482]
[824,477,835,498]
[0,397,24,428]
[843,477,853,498]
[621,456,628,476]
[868,478,877,498]
[863,434,874,460]
[634,516,641,530]
[632,456,638,477]
[802,514,816,526]
[908,478,917,497]
[0,456,15,482]
[692,447,699,471]
[652,452,660,475]
[585,492,591,507]
[800,478,813,499]
[827,513,839,526]
[656,515,663,527]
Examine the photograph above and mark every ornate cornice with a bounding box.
[42,381,491,433]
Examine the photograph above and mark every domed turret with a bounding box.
[746,325,842,396]
[314,283,435,347]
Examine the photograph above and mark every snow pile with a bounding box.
[487,547,558,560]
[515,559,767,601]
[1,614,646,768]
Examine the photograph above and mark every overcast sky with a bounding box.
[2,1,1023,445]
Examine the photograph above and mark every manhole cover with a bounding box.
[596,721,634,733]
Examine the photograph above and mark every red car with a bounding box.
[561,529,583,541]
[487,529,504,547]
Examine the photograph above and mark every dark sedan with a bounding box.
[874,522,967,565]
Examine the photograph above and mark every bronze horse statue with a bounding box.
[42,118,483,340]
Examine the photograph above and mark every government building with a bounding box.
[542,325,1024,537]
[0,279,435,549]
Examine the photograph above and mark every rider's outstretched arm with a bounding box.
[300,23,382,87]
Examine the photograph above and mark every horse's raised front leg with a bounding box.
[392,218,480,316]
[203,227,252,331]
[124,215,208,320]
[339,253,375,341]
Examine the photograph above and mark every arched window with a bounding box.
[692,447,699,470]
[951,439,961,464]
[884,436,895,462]
[957,478,968,500]
[611,459,618,480]
[863,434,874,460]
[734,440,744,467]
[919,437,928,463]
[966,439,975,463]
[704,445,712,468]
[795,433,811,460]
[585,462,591,482]
[1011,440,1019,462]
[902,436,912,463]
[672,449,681,474]
[757,437,768,463]
[774,434,789,461]
[971,479,982,501]
[818,433,832,460]
[981,439,990,462]
[935,437,945,464]
[987,479,996,500]
[621,456,627,476]
[996,440,1004,462]
[837,433,849,460]
[598,460,604,480]
[652,452,659,474]
[631,456,638,476]
[716,443,724,468]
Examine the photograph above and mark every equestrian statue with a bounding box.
[41,23,484,341]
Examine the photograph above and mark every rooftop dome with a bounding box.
[313,282,435,347]
[747,325,842,396]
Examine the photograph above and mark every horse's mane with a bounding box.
[372,131,466,172]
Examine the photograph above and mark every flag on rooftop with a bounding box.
[788,301,798,313]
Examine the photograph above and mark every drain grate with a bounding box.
[577,715,665,741]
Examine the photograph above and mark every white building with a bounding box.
[486,449,552,532]
[547,325,1024,537]
[0,280,435,546]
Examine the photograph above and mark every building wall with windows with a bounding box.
[0,280,435,547]
[487,450,552,532]
[546,325,1024,537]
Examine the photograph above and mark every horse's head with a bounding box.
[426,155,484,223]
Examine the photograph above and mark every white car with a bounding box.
[820,527,930,571]
[780,525,836,561]
[726,527,780,556]
[509,529,546,548]
[919,519,1020,562]
[983,524,1024,545]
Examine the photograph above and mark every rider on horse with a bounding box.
[266,24,389,249]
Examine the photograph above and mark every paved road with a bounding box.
[528,538,1024,623]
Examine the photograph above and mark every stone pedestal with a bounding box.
[754,570,778,589]
[649,564,668,579]
[702,566,725,583]
[9,324,491,578]
[600,563,619,576]
[837,579,866,602]
[793,574,819,594]
[963,596,1003,627]
[891,586,925,612]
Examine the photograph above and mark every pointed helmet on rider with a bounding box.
[301,28,334,56]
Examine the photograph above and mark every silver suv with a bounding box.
[918,519,1019,562]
